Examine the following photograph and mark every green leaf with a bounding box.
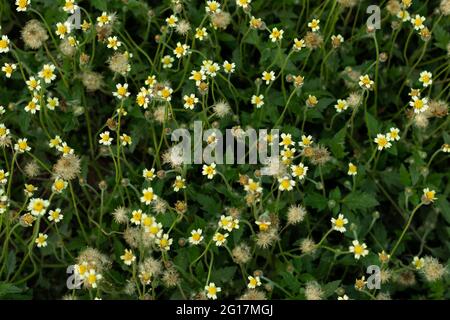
[342,192,379,211]
[304,192,328,211]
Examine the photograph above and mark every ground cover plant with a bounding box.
[0,0,449,300]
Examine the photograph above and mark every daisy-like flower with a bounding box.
[348,162,357,176]
[247,275,262,289]
[0,35,10,53]
[236,0,252,9]
[113,83,130,99]
[331,34,344,48]
[244,178,263,194]
[223,60,235,74]
[165,14,178,27]
[120,249,136,266]
[0,169,9,185]
[298,135,313,148]
[308,19,320,32]
[278,176,295,191]
[338,295,350,300]
[2,63,17,78]
[280,133,294,147]
[183,94,199,110]
[0,124,10,138]
[15,138,31,153]
[28,198,50,216]
[143,168,155,181]
[251,94,264,108]
[190,69,206,86]
[442,144,450,153]
[86,269,102,288]
[35,233,48,248]
[161,55,174,69]
[206,0,221,13]
[140,187,157,205]
[38,64,56,84]
[411,14,426,30]
[25,98,40,114]
[130,209,142,225]
[334,99,349,113]
[46,97,59,110]
[282,148,296,162]
[213,232,229,246]
[422,188,437,204]
[99,131,113,146]
[202,60,220,77]
[189,228,204,245]
[291,163,308,179]
[49,135,62,149]
[378,250,391,263]
[57,142,73,156]
[118,134,131,148]
[412,256,425,270]
[97,12,112,26]
[354,276,367,291]
[262,71,275,85]
[195,27,208,40]
[374,134,392,151]
[16,0,30,12]
[145,75,156,88]
[157,86,173,101]
[349,240,369,259]
[205,282,221,300]
[269,27,284,42]
[331,214,348,233]
[173,175,186,192]
[55,22,71,39]
[156,233,173,251]
[48,208,63,223]
[218,215,233,231]
[359,74,374,90]
[249,16,263,29]
[410,96,429,113]
[293,38,305,51]
[387,127,400,141]
[136,89,149,109]
[26,76,41,92]
[107,36,122,50]
[202,163,217,179]
[173,42,190,58]
[419,71,432,87]
[306,95,318,108]
[146,222,162,238]
[63,0,78,14]
[255,219,271,232]
[52,178,68,193]
[23,184,34,195]
[397,10,410,22]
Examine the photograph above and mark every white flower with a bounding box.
[202,163,217,179]
[99,131,113,146]
[205,282,221,300]
[28,198,50,216]
[291,163,308,180]
[331,214,348,233]
[247,276,261,289]
[419,71,432,87]
[410,96,429,113]
[251,94,264,108]
[374,134,392,150]
[0,35,10,53]
[140,187,157,205]
[213,232,228,246]
[35,233,48,248]
[349,240,369,259]
[278,176,295,191]
[120,249,136,266]
[262,71,275,85]
[308,19,320,32]
[189,229,204,245]
[38,64,57,84]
